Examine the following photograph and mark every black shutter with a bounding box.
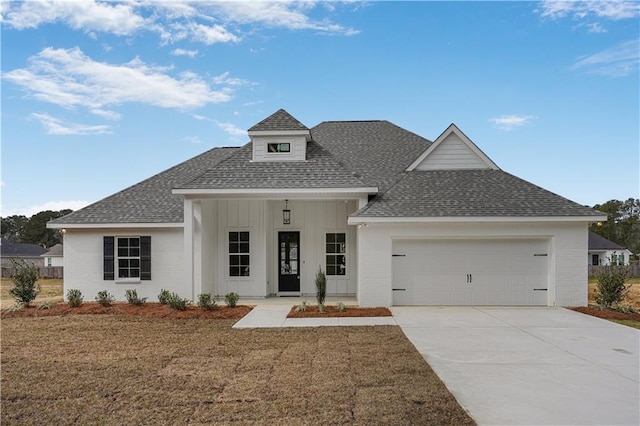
[140,236,151,280]
[103,236,114,280]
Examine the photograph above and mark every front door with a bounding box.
[279,232,300,292]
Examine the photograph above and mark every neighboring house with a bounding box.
[48,109,605,307]
[41,244,64,267]
[588,232,632,266]
[0,238,46,268]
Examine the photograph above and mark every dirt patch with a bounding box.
[1,316,475,425]
[1,302,252,320]
[288,305,392,318]
[569,306,640,322]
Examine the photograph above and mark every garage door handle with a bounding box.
[466,274,472,283]
[392,288,406,291]
[392,254,406,257]
[533,288,547,291]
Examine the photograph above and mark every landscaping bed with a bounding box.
[288,305,392,318]
[1,302,252,320]
[569,306,640,322]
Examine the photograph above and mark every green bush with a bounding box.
[95,290,115,307]
[125,289,147,306]
[8,260,40,306]
[158,289,171,305]
[67,289,83,308]
[167,292,190,311]
[37,301,53,310]
[225,292,240,308]
[315,266,327,312]
[594,262,630,308]
[295,300,308,312]
[197,293,217,311]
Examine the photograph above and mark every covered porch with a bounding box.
[180,192,372,301]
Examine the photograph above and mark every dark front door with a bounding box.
[279,232,300,292]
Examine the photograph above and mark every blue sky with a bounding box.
[1,0,638,217]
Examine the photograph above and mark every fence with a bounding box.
[1,266,64,279]
[588,263,640,278]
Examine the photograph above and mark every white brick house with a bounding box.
[49,110,605,307]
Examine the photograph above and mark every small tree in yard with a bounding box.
[9,260,40,306]
[594,261,630,309]
[315,266,327,313]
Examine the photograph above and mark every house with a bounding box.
[588,232,632,266]
[0,238,46,268]
[48,109,605,307]
[41,243,64,267]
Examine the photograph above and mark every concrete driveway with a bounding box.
[391,307,639,426]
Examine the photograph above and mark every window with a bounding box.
[267,143,290,153]
[104,236,151,281]
[592,254,599,266]
[47,258,52,267]
[326,233,346,276]
[118,237,140,278]
[229,231,250,276]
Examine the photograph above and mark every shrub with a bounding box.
[125,289,147,306]
[296,300,309,312]
[158,289,171,305]
[95,291,115,307]
[197,293,217,311]
[67,289,83,308]
[4,302,24,313]
[225,292,240,308]
[594,263,630,308]
[336,301,345,312]
[167,292,190,311]
[315,266,327,312]
[37,301,53,310]
[8,260,40,306]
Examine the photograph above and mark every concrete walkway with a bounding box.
[233,302,639,425]
[392,306,640,426]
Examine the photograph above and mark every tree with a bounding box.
[1,215,29,241]
[590,198,640,258]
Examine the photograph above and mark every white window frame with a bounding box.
[116,236,141,282]
[228,230,251,277]
[325,232,347,276]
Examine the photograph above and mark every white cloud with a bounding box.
[213,71,254,87]
[489,115,536,131]
[585,22,606,33]
[216,121,247,136]
[2,1,359,43]
[31,112,111,135]
[3,0,145,35]
[1,200,91,218]
[171,48,199,58]
[183,136,201,144]
[571,39,639,77]
[4,47,233,112]
[537,1,640,21]
[90,109,122,121]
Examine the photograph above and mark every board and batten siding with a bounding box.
[356,221,588,307]
[252,135,307,162]
[62,228,184,302]
[415,133,489,170]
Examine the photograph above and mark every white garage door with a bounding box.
[392,239,549,306]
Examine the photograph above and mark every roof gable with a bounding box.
[248,109,308,132]
[407,123,498,171]
[588,232,628,250]
[0,238,47,257]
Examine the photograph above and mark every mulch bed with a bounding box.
[287,305,392,318]
[570,306,640,322]
[1,302,252,320]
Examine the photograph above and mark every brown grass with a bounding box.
[1,317,475,425]
[0,278,63,308]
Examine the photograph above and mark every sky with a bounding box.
[1,0,639,218]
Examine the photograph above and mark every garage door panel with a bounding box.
[392,239,549,306]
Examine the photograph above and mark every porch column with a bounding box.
[184,199,203,301]
[184,199,194,300]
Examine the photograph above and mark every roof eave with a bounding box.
[348,215,608,225]
[173,187,378,196]
[47,222,184,229]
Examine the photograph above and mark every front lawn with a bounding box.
[1,316,475,425]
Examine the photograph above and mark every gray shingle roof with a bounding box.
[50,147,238,224]
[589,231,627,250]
[311,120,432,192]
[42,243,63,257]
[353,169,604,218]
[176,141,369,190]
[248,109,308,132]
[1,238,47,257]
